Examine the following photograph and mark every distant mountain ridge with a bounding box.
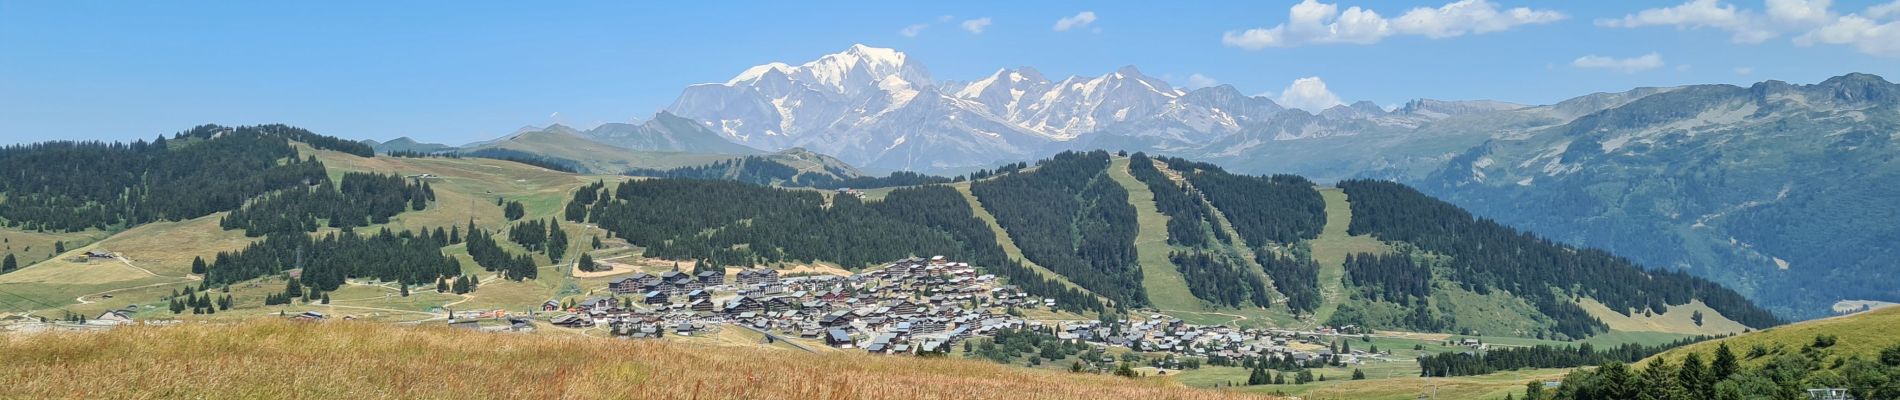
[1414,73,1900,319]
[663,44,1522,173]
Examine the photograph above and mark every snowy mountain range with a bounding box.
[663,44,1523,173]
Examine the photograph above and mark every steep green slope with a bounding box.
[1104,156,1200,313]
[1337,180,1781,340]
[1306,188,1388,325]
[1649,306,1900,369]
[970,151,1147,309]
[1417,74,1900,319]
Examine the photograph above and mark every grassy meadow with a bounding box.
[0,320,1286,400]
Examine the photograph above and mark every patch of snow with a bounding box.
[727,62,792,85]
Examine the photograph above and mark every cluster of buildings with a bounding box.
[554,256,1047,355]
[544,256,1386,366]
[1049,318,1381,367]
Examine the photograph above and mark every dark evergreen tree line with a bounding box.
[565,180,609,221]
[626,157,954,189]
[0,125,330,232]
[1417,335,1715,377]
[506,218,568,261]
[1180,165,1326,246]
[503,200,526,221]
[1259,251,1322,314]
[456,149,581,173]
[168,124,374,157]
[1169,250,1272,308]
[465,221,538,281]
[1337,179,1781,338]
[1538,341,1900,400]
[1126,152,1229,248]
[971,150,1148,308]
[1343,252,1431,306]
[964,162,1029,182]
[219,172,435,236]
[201,227,462,292]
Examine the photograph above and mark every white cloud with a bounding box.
[1595,0,1777,42]
[1276,77,1345,112]
[1184,73,1220,89]
[1603,0,1900,57]
[1572,52,1667,73]
[962,17,993,34]
[900,23,928,37]
[1222,0,1564,49]
[1735,66,1756,75]
[1871,1,1900,19]
[1794,13,1900,56]
[1054,11,1097,31]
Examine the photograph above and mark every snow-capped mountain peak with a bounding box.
[663,45,1514,173]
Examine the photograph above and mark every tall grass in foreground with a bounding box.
[0,321,1280,399]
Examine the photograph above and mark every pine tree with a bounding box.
[320,293,330,304]
[1352,368,1366,380]
[1636,357,1679,400]
[285,277,302,298]
[504,201,526,220]
[578,253,595,272]
[400,284,411,297]
[1678,353,1710,399]
[1711,343,1739,381]
[436,277,449,293]
[1,254,15,272]
[54,241,65,254]
[191,256,207,275]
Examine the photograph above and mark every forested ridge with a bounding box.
[0,125,333,232]
[202,227,462,292]
[1126,153,1227,248]
[1343,252,1430,306]
[1147,154,1330,314]
[1128,153,1274,309]
[1337,179,1782,338]
[972,150,1148,309]
[576,178,1105,313]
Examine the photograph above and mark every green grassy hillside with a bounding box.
[1648,305,1900,369]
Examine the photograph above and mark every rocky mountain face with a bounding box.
[1413,73,1900,318]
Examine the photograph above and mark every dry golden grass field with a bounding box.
[0,320,1283,400]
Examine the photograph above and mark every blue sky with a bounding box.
[3,0,1898,145]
